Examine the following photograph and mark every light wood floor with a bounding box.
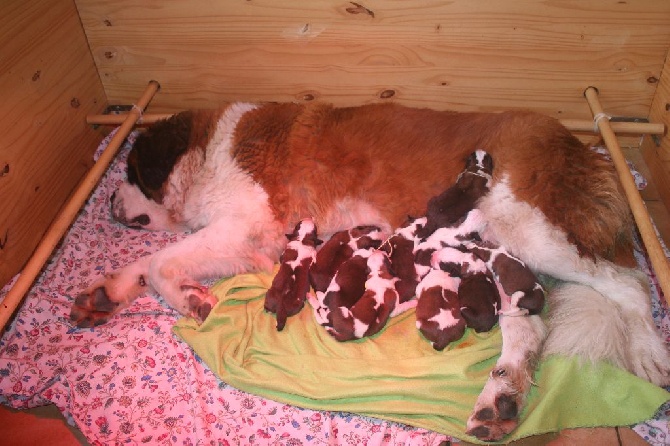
[1,148,668,446]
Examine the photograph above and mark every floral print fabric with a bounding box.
[0,131,448,445]
[0,131,667,445]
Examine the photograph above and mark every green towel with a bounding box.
[173,271,669,444]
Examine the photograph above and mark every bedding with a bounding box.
[0,129,668,445]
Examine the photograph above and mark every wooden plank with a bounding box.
[641,48,670,220]
[0,0,108,288]
[75,0,670,117]
[0,81,159,333]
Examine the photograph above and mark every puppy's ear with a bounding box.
[482,152,494,174]
[464,151,479,169]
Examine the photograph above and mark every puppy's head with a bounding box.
[463,150,494,177]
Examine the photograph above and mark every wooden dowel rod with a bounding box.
[584,86,670,305]
[87,113,174,126]
[560,118,665,135]
[86,112,666,136]
[0,80,161,333]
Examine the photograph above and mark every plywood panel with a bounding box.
[0,0,108,288]
[76,0,670,118]
[641,49,670,217]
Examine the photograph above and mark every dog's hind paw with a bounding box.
[465,365,528,442]
[70,287,120,328]
[182,282,219,324]
[628,319,670,387]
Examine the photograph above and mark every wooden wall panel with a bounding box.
[76,0,670,119]
[0,0,108,288]
[641,50,670,216]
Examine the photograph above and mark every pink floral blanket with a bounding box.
[0,130,668,445]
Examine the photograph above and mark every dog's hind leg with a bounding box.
[479,178,670,386]
[465,313,546,441]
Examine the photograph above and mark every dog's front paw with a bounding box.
[70,286,120,328]
[466,365,528,442]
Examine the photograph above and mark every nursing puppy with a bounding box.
[378,216,426,302]
[314,249,403,341]
[71,102,670,441]
[465,240,545,316]
[416,268,466,351]
[416,150,493,240]
[264,218,321,331]
[309,225,383,293]
[431,246,501,333]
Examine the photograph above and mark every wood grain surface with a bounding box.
[76,0,670,118]
[0,0,107,288]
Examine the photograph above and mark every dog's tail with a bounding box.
[541,282,632,370]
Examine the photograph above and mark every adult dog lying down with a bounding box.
[70,102,670,441]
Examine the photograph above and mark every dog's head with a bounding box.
[126,111,195,203]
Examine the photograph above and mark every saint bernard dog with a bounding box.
[70,102,670,441]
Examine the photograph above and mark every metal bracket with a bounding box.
[91,105,134,130]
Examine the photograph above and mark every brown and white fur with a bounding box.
[309,248,411,341]
[264,218,321,331]
[309,225,383,292]
[431,246,501,333]
[69,102,670,441]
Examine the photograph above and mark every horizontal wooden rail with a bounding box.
[87,112,665,136]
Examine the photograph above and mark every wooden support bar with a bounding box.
[87,112,174,126]
[0,80,161,333]
[86,112,665,136]
[560,118,665,135]
[584,86,670,305]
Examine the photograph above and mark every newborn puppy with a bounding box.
[265,218,322,330]
[431,246,501,333]
[326,250,401,341]
[415,268,466,351]
[458,274,500,333]
[465,240,545,316]
[308,248,372,329]
[379,216,426,302]
[415,150,493,240]
[309,225,383,292]
[413,209,486,278]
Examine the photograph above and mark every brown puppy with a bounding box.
[265,218,322,330]
[309,225,383,292]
